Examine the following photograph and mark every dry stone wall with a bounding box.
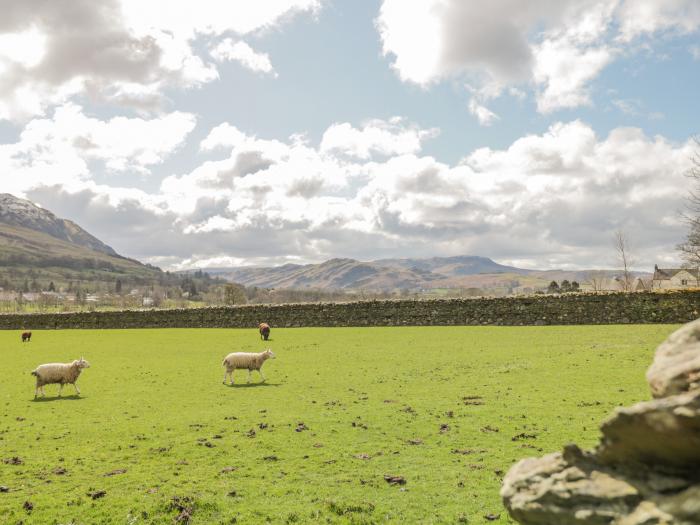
[0,291,698,330]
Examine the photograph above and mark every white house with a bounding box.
[651,265,699,290]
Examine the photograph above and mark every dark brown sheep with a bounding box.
[259,323,271,341]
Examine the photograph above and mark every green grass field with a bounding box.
[0,325,676,524]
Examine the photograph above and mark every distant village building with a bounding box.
[651,265,699,290]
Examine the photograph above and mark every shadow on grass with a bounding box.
[31,395,85,402]
[223,382,280,389]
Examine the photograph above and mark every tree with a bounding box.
[585,270,609,292]
[115,279,122,294]
[223,284,247,305]
[614,229,635,292]
[677,138,700,285]
[560,279,572,293]
[547,281,560,294]
[75,288,87,306]
[48,281,56,292]
[570,281,580,292]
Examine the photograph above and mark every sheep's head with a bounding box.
[263,349,276,359]
[75,357,91,369]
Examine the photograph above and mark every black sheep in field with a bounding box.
[259,323,271,341]
[21,331,32,342]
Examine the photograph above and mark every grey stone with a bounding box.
[502,318,700,525]
[597,391,700,470]
[647,319,700,399]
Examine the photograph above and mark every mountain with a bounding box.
[195,255,651,293]
[206,258,440,290]
[193,255,539,291]
[0,193,162,290]
[371,255,525,276]
[0,193,117,255]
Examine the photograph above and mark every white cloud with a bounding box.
[0,27,47,68]
[615,0,700,42]
[376,0,700,115]
[210,39,276,76]
[24,103,196,172]
[0,104,196,197]
[0,0,320,121]
[533,40,613,113]
[8,115,694,271]
[119,0,321,39]
[468,99,499,126]
[200,123,248,152]
[320,118,439,159]
[612,98,641,116]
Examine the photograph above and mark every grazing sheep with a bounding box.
[222,349,275,385]
[31,357,90,398]
[21,331,31,342]
[259,322,271,341]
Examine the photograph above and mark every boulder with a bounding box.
[597,391,700,470]
[647,318,700,398]
[502,321,700,525]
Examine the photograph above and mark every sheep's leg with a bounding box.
[73,383,81,396]
[258,369,266,383]
[247,369,252,383]
[58,384,63,397]
[34,385,39,399]
[223,370,228,384]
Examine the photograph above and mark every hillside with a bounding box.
[0,193,117,255]
[371,255,524,276]
[196,255,651,293]
[0,194,162,291]
[207,258,440,290]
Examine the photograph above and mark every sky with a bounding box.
[1,0,699,271]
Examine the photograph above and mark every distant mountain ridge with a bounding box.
[195,255,651,292]
[371,255,524,275]
[0,193,117,256]
[203,258,439,290]
[196,255,543,291]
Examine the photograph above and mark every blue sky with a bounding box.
[0,0,699,271]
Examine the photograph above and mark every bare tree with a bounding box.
[584,270,610,292]
[614,229,635,292]
[677,137,700,285]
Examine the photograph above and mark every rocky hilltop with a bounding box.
[0,193,116,255]
[501,319,700,524]
[0,193,162,290]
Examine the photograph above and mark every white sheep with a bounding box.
[31,357,90,398]
[222,349,275,385]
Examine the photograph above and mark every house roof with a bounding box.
[652,267,700,280]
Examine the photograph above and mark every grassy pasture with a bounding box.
[0,325,676,524]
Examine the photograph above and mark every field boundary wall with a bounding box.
[0,291,698,329]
